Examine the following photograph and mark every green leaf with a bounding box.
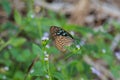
[14,10,22,25]
[0,0,11,15]
[13,71,24,80]
[53,72,64,80]
[10,37,26,47]
[32,44,43,60]
[17,49,31,62]
[31,61,46,76]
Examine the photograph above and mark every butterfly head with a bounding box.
[50,26,73,40]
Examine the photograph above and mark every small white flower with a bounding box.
[30,14,35,18]
[4,66,9,71]
[41,37,49,40]
[46,45,50,48]
[45,75,49,79]
[102,49,106,53]
[30,69,34,73]
[76,45,80,49]
[41,32,49,40]
[44,57,49,61]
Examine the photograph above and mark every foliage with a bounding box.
[0,0,120,80]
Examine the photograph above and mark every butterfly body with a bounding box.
[50,26,74,52]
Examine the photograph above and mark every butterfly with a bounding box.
[50,26,74,52]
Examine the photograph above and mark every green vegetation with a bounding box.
[0,0,120,80]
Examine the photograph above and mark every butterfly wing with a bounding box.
[55,36,73,52]
[50,26,60,40]
[50,26,74,52]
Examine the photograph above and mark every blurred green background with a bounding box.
[0,0,120,80]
